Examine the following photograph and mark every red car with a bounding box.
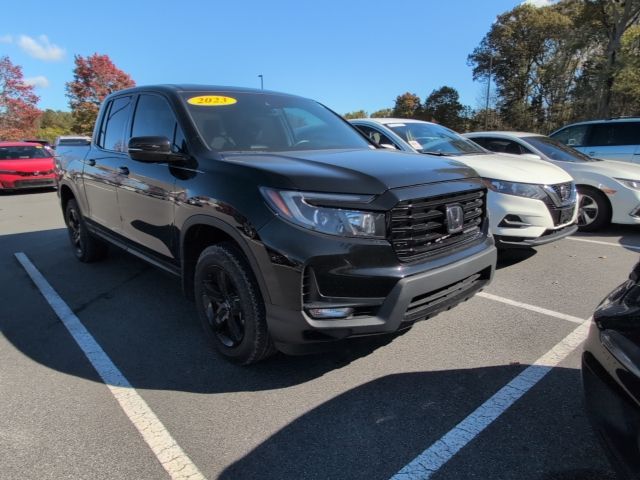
[0,141,56,191]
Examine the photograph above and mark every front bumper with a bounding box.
[0,173,56,190]
[582,273,640,479]
[262,227,496,351]
[610,187,640,225]
[488,191,577,248]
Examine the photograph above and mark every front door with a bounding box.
[116,93,185,260]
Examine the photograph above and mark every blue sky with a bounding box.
[2,0,537,115]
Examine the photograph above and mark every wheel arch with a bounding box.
[180,215,271,304]
[576,183,613,221]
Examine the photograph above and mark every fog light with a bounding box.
[630,206,640,218]
[307,307,354,319]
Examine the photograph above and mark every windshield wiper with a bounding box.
[420,151,452,156]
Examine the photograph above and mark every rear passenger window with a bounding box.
[99,96,132,152]
[131,94,186,154]
[552,125,589,147]
[588,123,640,146]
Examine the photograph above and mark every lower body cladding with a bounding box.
[488,192,578,249]
[257,218,497,354]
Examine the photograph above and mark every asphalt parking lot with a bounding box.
[2,189,638,480]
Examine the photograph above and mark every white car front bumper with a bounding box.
[610,187,640,225]
[487,191,578,248]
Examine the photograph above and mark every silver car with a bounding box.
[550,118,640,163]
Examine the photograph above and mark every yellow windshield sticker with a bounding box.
[187,95,237,106]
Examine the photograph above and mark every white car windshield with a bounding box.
[386,122,486,156]
[524,136,600,162]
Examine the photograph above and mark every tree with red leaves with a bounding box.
[0,56,41,140]
[66,53,135,135]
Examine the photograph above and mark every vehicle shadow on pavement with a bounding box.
[496,248,537,270]
[1,229,410,393]
[573,224,640,254]
[217,366,614,480]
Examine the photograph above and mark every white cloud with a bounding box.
[24,76,50,88]
[522,0,555,6]
[17,35,65,61]
[0,34,12,44]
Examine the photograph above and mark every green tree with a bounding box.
[343,110,368,119]
[392,92,421,118]
[36,109,75,143]
[613,24,640,115]
[422,86,465,131]
[370,108,393,118]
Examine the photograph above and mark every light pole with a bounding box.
[258,74,263,90]
[485,55,493,130]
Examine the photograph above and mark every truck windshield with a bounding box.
[182,92,370,152]
[385,122,486,155]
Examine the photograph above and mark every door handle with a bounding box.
[118,166,130,175]
[87,159,96,166]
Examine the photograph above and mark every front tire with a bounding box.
[194,244,275,365]
[577,186,611,232]
[64,199,108,262]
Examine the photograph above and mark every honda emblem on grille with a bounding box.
[446,204,464,234]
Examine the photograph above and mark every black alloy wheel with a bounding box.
[64,199,108,262]
[194,244,275,364]
[201,267,245,348]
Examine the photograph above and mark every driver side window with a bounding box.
[354,125,398,149]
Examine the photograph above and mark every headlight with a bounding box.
[615,178,640,191]
[261,188,386,238]
[482,179,548,200]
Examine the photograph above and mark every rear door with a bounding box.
[115,93,185,260]
[584,122,640,162]
[82,96,133,232]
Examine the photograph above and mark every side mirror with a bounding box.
[128,136,185,163]
[521,153,542,160]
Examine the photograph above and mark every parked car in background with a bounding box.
[56,85,497,364]
[0,141,56,192]
[550,117,640,163]
[54,135,91,149]
[465,131,640,232]
[582,261,640,480]
[351,119,578,249]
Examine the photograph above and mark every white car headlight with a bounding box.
[482,179,547,201]
[615,178,640,191]
[261,188,386,238]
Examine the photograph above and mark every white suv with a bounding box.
[351,118,578,249]
[550,118,640,163]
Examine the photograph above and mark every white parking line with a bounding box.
[14,252,207,480]
[391,318,590,480]
[567,236,640,251]
[477,292,584,324]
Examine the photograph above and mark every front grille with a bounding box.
[542,182,576,226]
[14,179,55,188]
[390,189,486,262]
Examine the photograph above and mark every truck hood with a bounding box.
[556,158,640,180]
[452,152,573,184]
[220,148,478,194]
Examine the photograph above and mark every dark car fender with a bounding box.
[179,214,277,306]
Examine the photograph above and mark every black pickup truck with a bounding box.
[57,85,496,364]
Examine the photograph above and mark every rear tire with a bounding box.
[576,186,611,232]
[64,199,108,262]
[194,244,275,365]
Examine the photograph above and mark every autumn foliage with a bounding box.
[0,56,41,140]
[66,53,135,135]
